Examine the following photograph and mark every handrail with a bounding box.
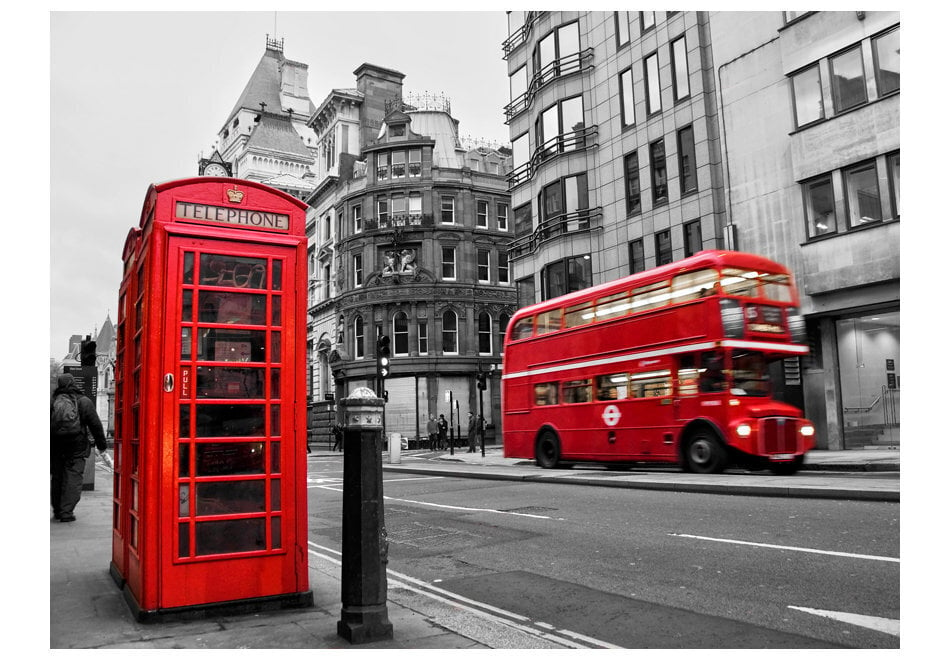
[504,48,595,122]
[508,124,599,190]
[508,207,602,259]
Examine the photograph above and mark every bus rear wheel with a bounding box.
[535,431,561,469]
[684,431,727,474]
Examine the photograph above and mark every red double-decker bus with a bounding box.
[502,250,816,475]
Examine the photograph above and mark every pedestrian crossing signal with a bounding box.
[377,335,391,379]
[476,372,486,390]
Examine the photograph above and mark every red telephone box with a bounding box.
[110,178,312,620]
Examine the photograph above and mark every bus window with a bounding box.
[594,290,632,321]
[510,316,535,340]
[677,355,699,396]
[564,301,595,328]
[729,351,770,396]
[671,269,719,304]
[562,379,592,403]
[632,280,671,312]
[536,309,563,335]
[631,369,672,398]
[597,373,629,400]
[760,274,793,303]
[720,268,760,298]
[534,382,559,406]
[698,353,727,392]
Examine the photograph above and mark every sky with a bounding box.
[47,9,512,359]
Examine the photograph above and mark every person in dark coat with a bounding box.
[467,412,478,453]
[50,373,107,522]
[437,414,448,450]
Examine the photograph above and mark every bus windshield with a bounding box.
[729,350,771,396]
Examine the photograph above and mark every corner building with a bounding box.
[503,11,899,450]
[305,64,514,446]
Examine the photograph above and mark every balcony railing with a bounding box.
[362,214,434,232]
[501,11,543,59]
[504,48,594,123]
[508,124,598,190]
[508,207,603,260]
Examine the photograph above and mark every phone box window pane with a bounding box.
[195,404,265,437]
[196,366,265,398]
[200,254,267,289]
[199,291,267,325]
[196,480,265,515]
[196,441,266,475]
[195,518,265,556]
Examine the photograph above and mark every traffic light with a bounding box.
[80,338,97,366]
[376,335,391,379]
[476,372,486,390]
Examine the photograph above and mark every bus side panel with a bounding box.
[501,380,534,459]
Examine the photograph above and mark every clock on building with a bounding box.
[203,163,229,177]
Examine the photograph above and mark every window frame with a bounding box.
[872,26,900,98]
[442,310,459,355]
[477,248,491,283]
[498,250,510,284]
[476,200,489,228]
[353,253,363,288]
[440,196,456,224]
[441,245,457,281]
[624,149,641,215]
[791,64,824,129]
[496,202,509,231]
[615,11,631,48]
[393,311,410,356]
[620,67,636,128]
[683,220,702,257]
[677,124,697,195]
[655,229,673,266]
[802,173,837,239]
[644,51,662,115]
[829,44,868,114]
[352,204,362,234]
[629,239,645,274]
[478,311,493,355]
[843,159,883,228]
[649,138,668,206]
[671,35,690,102]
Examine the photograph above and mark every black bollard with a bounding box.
[337,387,394,644]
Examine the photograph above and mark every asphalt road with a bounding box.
[307,455,899,649]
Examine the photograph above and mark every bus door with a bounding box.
[675,351,728,433]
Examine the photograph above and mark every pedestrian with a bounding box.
[427,414,439,451]
[467,412,478,453]
[332,422,343,452]
[437,414,448,450]
[50,373,107,522]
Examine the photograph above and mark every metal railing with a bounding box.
[504,48,595,122]
[507,124,598,190]
[508,207,603,260]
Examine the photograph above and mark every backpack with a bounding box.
[52,393,82,436]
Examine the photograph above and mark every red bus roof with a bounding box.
[511,250,792,322]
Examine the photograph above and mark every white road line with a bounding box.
[307,542,620,649]
[788,606,899,637]
[382,476,447,483]
[669,533,899,563]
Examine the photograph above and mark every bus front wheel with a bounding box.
[535,431,561,469]
[684,431,727,474]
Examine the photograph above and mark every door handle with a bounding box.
[164,373,174,392]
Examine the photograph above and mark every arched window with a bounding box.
[393,311,410,355]
[478,311,492,354]
[354,315,364,359]
[442,310,458,354]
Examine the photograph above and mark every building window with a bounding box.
[542,255,592,300]
[477,200,489,227]
[640,11,655,32]
[655,230,673,265]
[615,11,631,47]
[620,67,635,128]
[353,254,363,288]
[354,315,364,359]
[409,192,422,218]
[624,150,641,215]
[391,195,407,219]
[844,160,882,228]
[534,20,581,86]
[649,139,668,205]
[791,64,823,128]
[478,312,493,354]
[498,250,510,284]
[684,220,702,257]
[391,151,406,178]
[441,196,455,224]
[873,27,900,97]
[514,203,532,238]
[442,310,458,354]
[389,123,406,138]
[887,152,900,218]
[393,312,409,355]
[803,174,837,238]
[645,51,661,115]
[418,322,428,355]
[830,45,867,113]
[377,196,389,225]
[497,203,509,231]
[323,264,331,299]
[629,239,645,274]
[376,152,389,181]
[510,64,528,106]
[541,173,589,230]
[677,124,697,195]
[352,204,362,234]
[477,248,490,282]
[441,246,457,280]
[517,275,536,308]
[784,11,808,23]
[671,36,690,102]
[498,313,510,355]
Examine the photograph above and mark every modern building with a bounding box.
[304,64,514,446]
[501,11,899,449]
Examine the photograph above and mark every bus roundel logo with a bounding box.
[602,404,621,427]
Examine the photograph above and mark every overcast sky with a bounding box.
[48,10,511,358]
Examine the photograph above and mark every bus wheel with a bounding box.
[535,431,561,469]
[684,431,727,474]
[770,455,804,475]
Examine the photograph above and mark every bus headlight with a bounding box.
[736,423,752,437]
[800,424,815,437]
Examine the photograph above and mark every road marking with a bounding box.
[307,542,620,649]
[381,495,554,519]
[788,606,899,637]
[669,533,899,563]
[382,476,447,483]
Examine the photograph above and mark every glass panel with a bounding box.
[271,331,281,362]
[195,405,266,437]
[595,291,632,320]
[564,301,595,328]
[179,484,190,516]
[200,254,267,289]
[671,269,719,303]
[672,36,690,100]
[792,65,823,127]
[196,480,265,515]
[271,479,281,511]
[271,296,281,326]
[562,379,592,403]
[392,151,406,178]
[181,328,192,360]
[183,252,194,285]
[760,274,793,303]
[178,522,190,558]
[195,442,266,475]
[271,517,282,549]
[721,268,763,298]
[536,309,562,334]
[620,69,635,127]
[179,443,190,477]
[199,291,267,325]
[198,329,267,362]
[830,46,867,112]
[645,52,661,114]
[632,281,671,311]
[271,441,281,473]
[272,260,282,291]
[179,405,190,437]
[271,369,280,398]
[510,316,534,340]
[597,373,629,400]
[182,290,193,323]
[196,366,265,398]
[271,405,280,435]
[195,519,266,556]
[631,370,672,397]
